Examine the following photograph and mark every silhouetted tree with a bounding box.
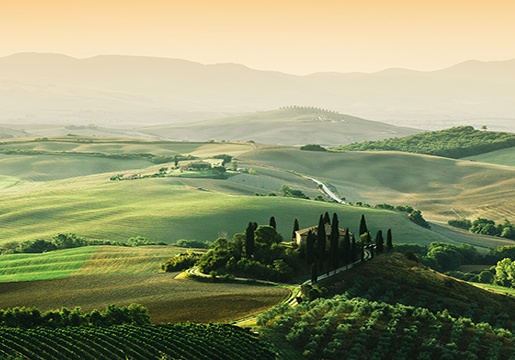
[330,213,340,271]
[386,228,393,252]
[324,212,331,225]
[292,218,300,241]
[311,260,318,284]
[359,214,368,236]
[245,222,256,258]
[342,229,351,265]
[306,230,315,264]
[375,230,384,253]
[350,234,357,262]
[317,214,326,269]
[269,216,277,229]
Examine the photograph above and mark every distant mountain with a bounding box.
[139,107,420,146]
[1,53,514,132]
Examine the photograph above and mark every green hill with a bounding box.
[331,126,515,158]
[465,146,515,166]
[259,253,515,359]
[239,147,515,225]
[139,107,420,146]
[0,323,277,360]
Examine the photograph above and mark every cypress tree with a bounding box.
[306,230,315,264]
[386,228,393,252]
[359,214,368,236]
[317,214,326,270]
[311,260,318,284]
[342,229,351,265]
[269,216,277,229]
[350,234,357,263]
[324,212,331,225]
[330,213,340,271]
[292,218,300,241]
[245,222,256,258]
[375,230,384,253]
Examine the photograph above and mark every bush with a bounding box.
[162,252,204,272]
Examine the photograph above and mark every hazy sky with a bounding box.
[2,0,515,74]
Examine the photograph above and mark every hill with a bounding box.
[331,126,515,158]
[0,323,277,360]
[465,146,515,167]
[139,107,420,146]
[258,253,515,359]
[239,147,515,225]
[1,53,515,131]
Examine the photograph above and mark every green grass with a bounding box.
[0,246,182,282]
[466,146,515,166]
[239,147,515,224]
[471,283,515,297]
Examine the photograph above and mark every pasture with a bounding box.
[239,147,515,223]
[466,146,515,167]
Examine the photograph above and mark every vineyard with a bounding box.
[0,323,276,360]
[258,295,515,359]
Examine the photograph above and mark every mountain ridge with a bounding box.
[1,53,514,131]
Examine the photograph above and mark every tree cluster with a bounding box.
[0,304,150,328]
[448,217,515,239]
[332,126,515,158]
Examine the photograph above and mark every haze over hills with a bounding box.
[1,53,514,132]
[138,107,421,145]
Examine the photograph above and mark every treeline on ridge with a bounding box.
[330,126,515,158]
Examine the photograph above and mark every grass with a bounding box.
[240,147,515,223]
[0,246,182,282]
[466,146,515,167]
[471,283,515,297]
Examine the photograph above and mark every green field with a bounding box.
[466,146,515,166]
[0,246,182,282]
[1,138,513,251]
[239,147,515,223]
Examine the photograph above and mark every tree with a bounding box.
[311,260,318,284]
[269,216,277,229]
[292,218,300,241]
[386,229,393,252]
[330,213,340,271]
[359,214,368,236]
[316,215,326,269]
[342,229,351,265]
[375,230,384,253]
[306,230,315,264]
[245,222,256,258]
[350,234,357,263]
[324,212,331,225]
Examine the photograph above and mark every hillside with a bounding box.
[1,53,515,131]
[239,147,515,224]
[0,137,513,249]
[139,107,420,146]
[259,254,515,359]
[331,126,515,158]
[466,146,515,167]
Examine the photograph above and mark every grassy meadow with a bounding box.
[466,146,515,167]
[240,147,515,223]
[0,246,183,282]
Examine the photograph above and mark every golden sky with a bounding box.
[1,0,515,74]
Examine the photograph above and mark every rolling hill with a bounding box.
[1,53,515,132]
[0,137,513,251]
[239,147,515,224]
[139,107,420,146]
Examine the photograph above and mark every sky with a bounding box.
[1,0,515,74]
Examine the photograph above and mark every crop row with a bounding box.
[0,323,276,360]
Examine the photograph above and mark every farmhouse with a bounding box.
[295,224,352,248]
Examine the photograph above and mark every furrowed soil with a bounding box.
[0,274,289,324]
